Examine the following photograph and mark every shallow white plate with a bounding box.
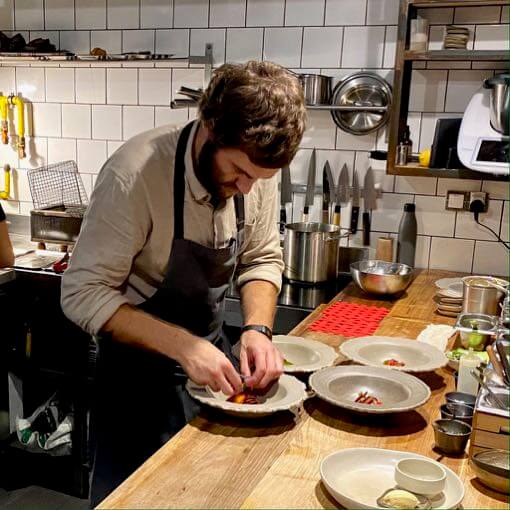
[273,335,338,373]
[435,278,463,299]
[340,336,448,373]
[309,365,430,414]
[186,374,307,418]
[320,448,464,509]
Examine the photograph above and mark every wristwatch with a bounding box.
[241,324,273,340]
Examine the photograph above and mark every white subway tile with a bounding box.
[355,152,395,193]
[45,68,75,103]
[445,70,493,113]
[336,130,377,152]
[15,0,44,30]
[107,68,138,105]
[454,6,501,24]
[16,67,45,102]
[76,68,106,103]
[456,200,503,242]
[366,0,398,25]
[141,0,173,29]
[0,142,19,168]
[300,110,336,150]
[21,136,47,169]
[0,200,20,214]
[155,29,190,57]
[60,31,91,53]
[80,172,93,199]
[415,195,455,236]
[415,235,431,269]
[436,178,481,196]
[263,27,302,68]
[123,106,155,140]
[90,30,122,53]
[0,68,16,95]
[210,0,246,28]
[342,26,385,68]
[77,139,107,173]
[32,103,61,137]
[122,30,155,53]
[395,176,437,195]
[502,6,509,23]
[325,0,366,25]
[28,30,59,47]
[417,8,453,25]
[139,69,171,106]
[174,0,209,28]
[12,168,32,201]
[501,201,508,243]
[482,181,510,201]
[246,0,284,27]
[47,138,76,164]
[383,26,397,68]
[62,104,91,138]
[429,237,474,272]
[0,0,14,30]
[92,105,122,140]
[409,70,447,113]
[473,241,509,277]
[371,193,414,233]
[190,29,226,65]
[155,106,188,126]
[172,68,204,98]
[475,25,509,50]
[226,28,263,62]
[302,27,343,69]
[107,140,124,157]
[45,0,75,29]
[285,0,324,26]
[107,0,139,29]
[75,0,106,29]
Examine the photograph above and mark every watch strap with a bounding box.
[241,324,273,340]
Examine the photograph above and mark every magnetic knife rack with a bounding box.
[279,183,383,198]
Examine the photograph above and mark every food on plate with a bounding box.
[378,489,422,509]
[283,359,293,366]
[354,391,382,405]
[383,358,406,367]
[227,392,259,405]
[446,348,489,363]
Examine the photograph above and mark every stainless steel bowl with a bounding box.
[444,391,476,407]
[471,449,510,494]
[433,419,471,455]
[350,260,414,296]
[440,403,473,425]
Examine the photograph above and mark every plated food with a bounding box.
[273,335,337,373]
[309,365,430,414]
[340,336,448,373]
[186,374,307,418]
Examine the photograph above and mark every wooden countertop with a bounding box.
[98,270,508,510]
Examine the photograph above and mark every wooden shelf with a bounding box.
[390,164,509,181]
[404,50,509,61]
[410,0,508,7]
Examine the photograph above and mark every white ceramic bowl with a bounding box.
[395,458,447,496]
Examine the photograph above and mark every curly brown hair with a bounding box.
[198,61,307,169]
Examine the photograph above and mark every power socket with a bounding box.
[469,191,489,213]
[445,190,489,212]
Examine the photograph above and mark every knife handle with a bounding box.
[322,209,330,224]
[362,211,371,246]
[280,208,286,235]
[333,206,341,227]
[350,206,359,234]
[302,205,309,223]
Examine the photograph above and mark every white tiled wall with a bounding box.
[0,0,509,277]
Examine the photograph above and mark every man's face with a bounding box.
[197,140,279,200]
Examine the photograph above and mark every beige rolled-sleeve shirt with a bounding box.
[61,121,283,336]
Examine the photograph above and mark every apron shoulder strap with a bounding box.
[234,193,245,234]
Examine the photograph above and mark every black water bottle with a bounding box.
[396,203,417,267]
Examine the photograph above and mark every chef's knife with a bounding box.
[333,163,349,227]
[350,169,360,234]
[362,166,377,246]
[303,148,316,222]
[280,164,292,234]
[322,160,334,224]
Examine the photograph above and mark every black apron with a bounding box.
[89,121,245,507]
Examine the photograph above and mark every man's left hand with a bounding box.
[239,330,284,389]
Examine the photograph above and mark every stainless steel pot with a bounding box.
[283,222,340,283]
[462,276,509,315]
[484,74,510,136]
[299,74,332,105]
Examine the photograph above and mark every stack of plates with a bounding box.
[443,26,470,49]
[434,277,463,317]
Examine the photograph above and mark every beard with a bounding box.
[195,140,238,201]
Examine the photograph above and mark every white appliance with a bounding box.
[458,87,509,176]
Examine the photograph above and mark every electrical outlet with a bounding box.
[469,192,489,213]
[445,190,489,212]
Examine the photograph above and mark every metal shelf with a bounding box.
[404,50,509,62]
[392,164,509,181]
[307,105,388,112]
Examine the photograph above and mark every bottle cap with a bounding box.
[404,203,415,212]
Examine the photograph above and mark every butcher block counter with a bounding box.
[98,269,508,510]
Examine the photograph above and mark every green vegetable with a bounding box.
[446,348,489,363]
[283,359,293,366]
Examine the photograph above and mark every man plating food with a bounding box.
[61,61,307,506]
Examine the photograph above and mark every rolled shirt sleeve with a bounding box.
[236,176,284,292]
[61,166,151,336]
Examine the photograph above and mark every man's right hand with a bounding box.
[178,337,243,397]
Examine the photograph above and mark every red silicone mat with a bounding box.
[308,301,390,337]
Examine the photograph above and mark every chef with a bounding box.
[61,61,307,506]
[0,203,14,268]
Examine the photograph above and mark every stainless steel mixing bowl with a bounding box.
[350,260,414,296]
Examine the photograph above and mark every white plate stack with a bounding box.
[434,277,463,317]
[443,26,470,49]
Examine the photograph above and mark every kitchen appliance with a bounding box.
[458,74,509,175]
[303,149,316,222]
[283,222,340,284]
[333,163,349,227]
[279,164,292,235]
[362,166,376,246]
[322,160,334,224]
[349,169,360,234]
[298,74,332,105]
